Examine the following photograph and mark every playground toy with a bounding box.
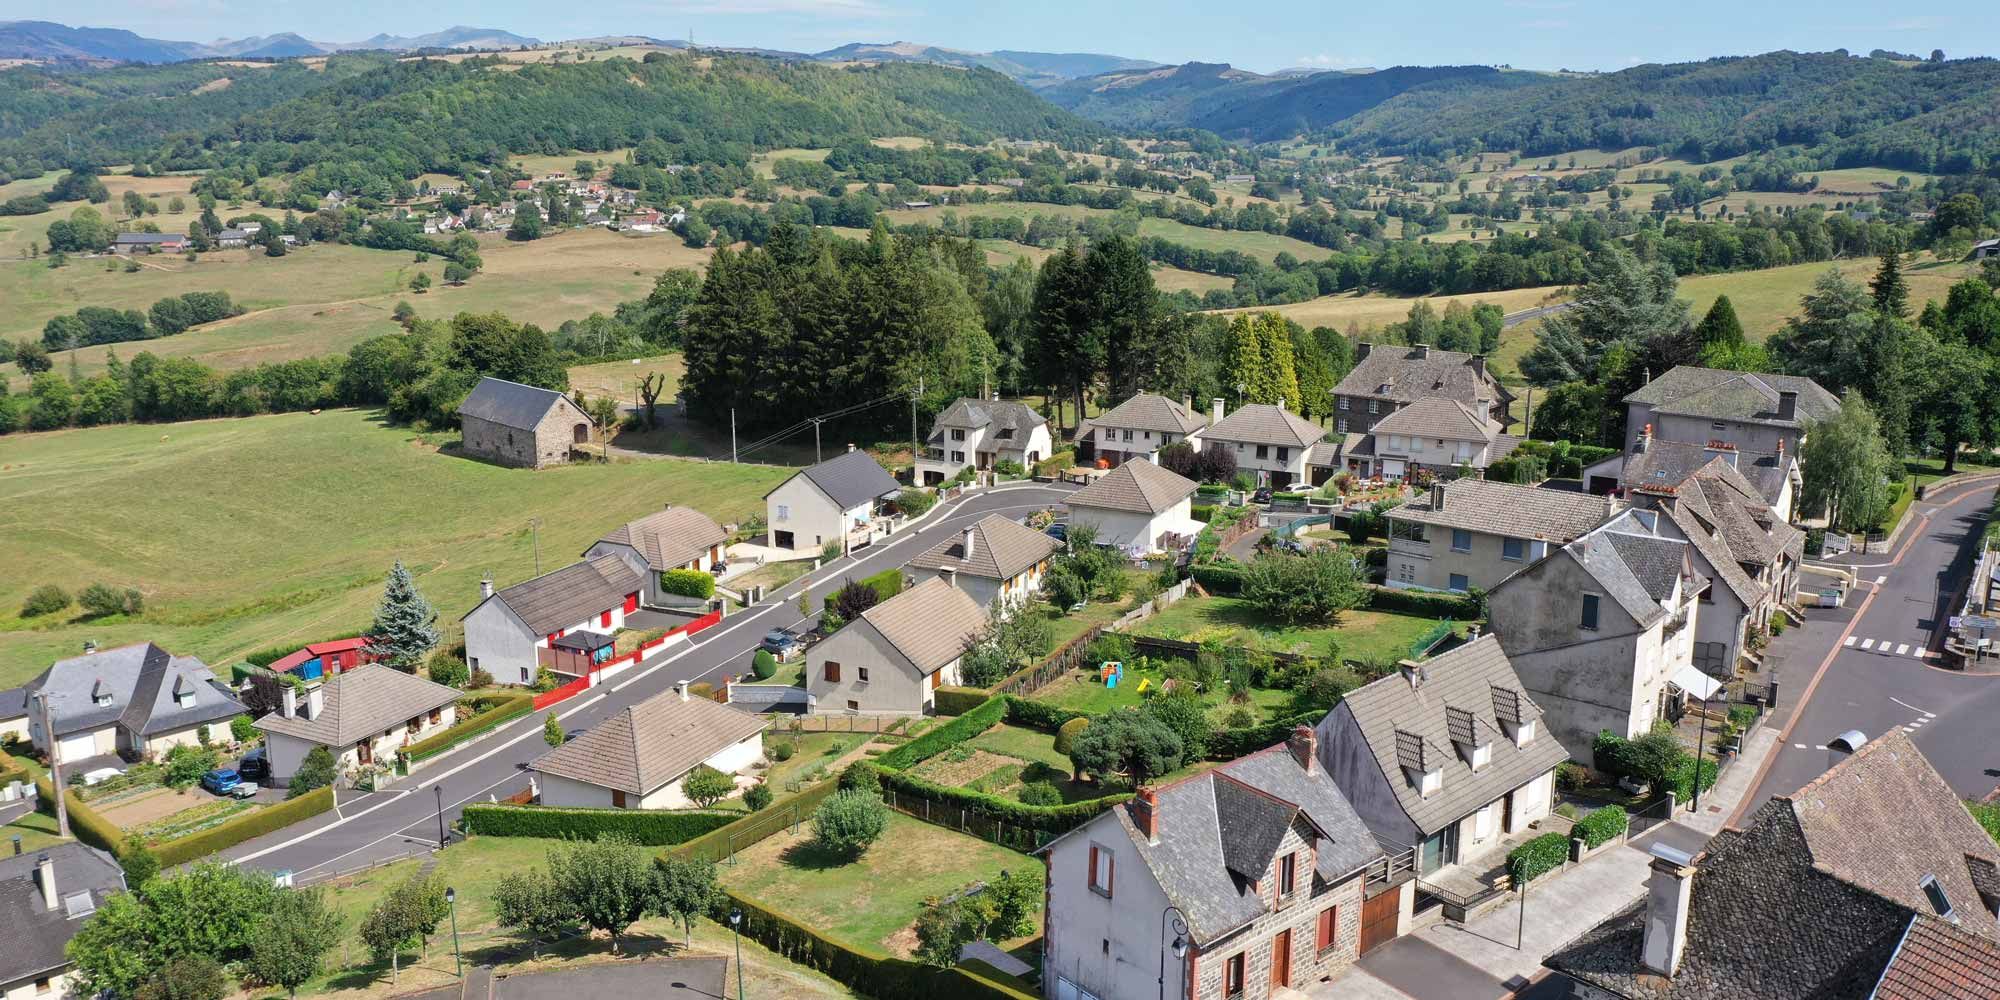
[1100,661,1124,688]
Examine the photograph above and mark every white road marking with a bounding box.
[1794,743,1808,750]
[1814,745,1829,751]
[1845,636,1857,647]
[1894,643,1911,656]
[1861,639,1875,650]
[1875,575,1888,584]
[1910,646,1927,657]
[1891,696,1934,716]
[1905,725,1921,732]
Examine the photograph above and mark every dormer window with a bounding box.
[1419,768,1443,796]
[1446,706,1494,772]
[1513,719,1537,748]
[1921,874,1956,921]
[1397,729,1445,797]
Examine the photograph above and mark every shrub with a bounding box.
[1068,709,1182,785]
[1508,831,1569,884]
[934,686,989,715]
[825,569,903,614]
[78,583,142,617]
[1190,504,1216,523]
[1365,585,1480,619]
[461,803,734,844]
[152,785,336,867]
[812,790,889,857]
[1556,762,1586,791]
[162,745,219,789]
[1018,782,1062,806]
[1002,696,1085,731]
[229,714,257,743]
[288,746,338,799]
[752,649,779,680]
[428,656,469,688]
[1574,805,1629,849]
[1190,561,1245,595]
[21,584,70,618]
[1054,717,1089,757]
[1084,632,1135,667]
[770,741,796,762]
[1141,692,1211,764]
[1664,754,1719,802]
[660,569,716,600]
[1727,704,1758,730]
[722,890,1042,1000]
[745,783,774,811]
[897,487,937,517]
[683,765,736,808]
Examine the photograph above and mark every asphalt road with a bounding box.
[1734,475,2000,820]
[222,482,1076,880]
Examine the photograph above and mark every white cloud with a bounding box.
[652,0,895,14]
[1295,53,1369,68]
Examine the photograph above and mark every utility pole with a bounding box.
[812,418,824,464]
[730,409,737,464]
[36,694,68,838]
[911,379,921,480]
[530,518,542,576]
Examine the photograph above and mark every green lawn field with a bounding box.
[0,408,789,685]
[1126,597,1443,664]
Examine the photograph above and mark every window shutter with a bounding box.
[1317,907,1336,950]
[825,661,841,682]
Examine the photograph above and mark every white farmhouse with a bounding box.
[1062,459,1202,555]
[914,397,1053,485]
[764,448,900,552]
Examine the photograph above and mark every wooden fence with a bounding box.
[996,623,1105,697]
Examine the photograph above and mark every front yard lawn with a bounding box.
[743,655,806,688]
[717,812,1040,958]
[1128,596,1443,664]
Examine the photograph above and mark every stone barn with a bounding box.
[457,377,596,469]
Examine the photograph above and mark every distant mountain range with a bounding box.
[1039,61,1505,133]
[0,21,541,64]
[810,42,1162,87]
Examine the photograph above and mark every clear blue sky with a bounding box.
[15,0,1994,73]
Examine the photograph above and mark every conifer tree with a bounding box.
[366,561,439,670]
[1871,241,1909,318]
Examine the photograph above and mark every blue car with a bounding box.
[200,768,242,796]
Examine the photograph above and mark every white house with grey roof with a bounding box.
[1386,480,1618,594]
[764,447,901,552]
[1486,509,1710,758]
[529,681,764,809]
[1189,400,1323,487]
[1584,428,1799,520]
[253,665,462,785]
[1041,729,1405,1000]
[1075,393,1207,468]
[904,515,1060,612]
[456,376,596,469]
[1332,342,1514,437]
[914,397,1052,485]
[807,577,986,715]
[583,504,728,607]
[1315,636,1567,883]
[0,843,126,1000]
[1618,367,1838,463]
[462,556,646,686]
[1,643,246,764]
[1063,459,1202,555]
[1343,396,1524,482]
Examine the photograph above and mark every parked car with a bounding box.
[1251,486,1274,504]
[200,769,243,796]
[1045,522,1068,542]
[237,748,269,782]
[228,782,258,799]
[760,628,802,655]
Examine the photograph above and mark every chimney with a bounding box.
[1414,343,1431,359]
[1470,355,1487,379]
[82,640,97,655]
[676,680,690,702]
[304,684,324,720]
[1287,725,1318,775]
[1399,660,1426,690]
[1777,390,1797,421]
[1355,342,1372,362]
[281,684,298,720]
[1129,787,1160,843]
[1641,844,1697,977]
[662,502,674,511]
[1704,440,1739,469]
[1431,482,1446,510]
[35,853,56,911]
[479,576,494,600]
[939,565,958,588]
[1636,423,1653,454]
[1182,394,1193,414]
[961,525,977,560]
[1211,397,1225,424]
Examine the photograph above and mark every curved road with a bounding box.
[223,483,1077,880]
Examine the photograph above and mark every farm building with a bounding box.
[456,377,596,469]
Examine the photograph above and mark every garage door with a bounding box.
[58,731,98,762]
[1360,885,1401,955]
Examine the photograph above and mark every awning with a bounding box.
[1671,665,1723,701]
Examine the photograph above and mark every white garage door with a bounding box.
[58,731,98,762]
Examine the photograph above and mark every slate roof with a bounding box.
[1049,743,1383,946]
[1326,635,1567,836]
[1556,512,1701,629]
[1617,439,1792,507]
[929,397,1047,438]
[771,450,900,511]
[907,514,1060,582]
[254,664,462,748]
[1064,459,1198,515]
[528,687,764,796]
[18,643,244,738]
[1630,457,1801,608]
[1336,343,1512,411]
[475,556,643,636]
[1082,393,1207,436]
[1391,479,1616,541]
[456,377,581,432]
[0,842,125,986]
[0,687,26,722]
[1605,531,1684,603]
[1200,403,1324,448]
[1370,396,1498,443]
[855,577,988,675]
[597,506,728,572]
[1545,731,2000,1000]
[1626,367,1839,429]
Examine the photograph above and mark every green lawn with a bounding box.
[966,723,1074,772]
[758,732,850,795]
[717,812,1039,957]
[0,808,68,854]
[1032,663,1296,723]
[0,409,790,687]
[1126,597,1444,664]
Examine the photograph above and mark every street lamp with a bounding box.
[445,887,462,978]
[435,785,447,849]
[1158,905,1190,1000]
[730,908,745,1000]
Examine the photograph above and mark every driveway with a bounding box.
[496,957,726,999]
[1353,936,1507,999]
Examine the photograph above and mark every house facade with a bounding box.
[0,844,126,1000]
[764,448,900,552]
[253,665,461,785]
[1315,636,1567,880]
[1618,367,1839,461]
[2,643,246,763]
[583,504,728,607]
[1331,343,1512,437]
[456,377,596,469]
[915,397,1053,485]
[462,556,646,686]
[1074,393,1206,468]
[1349,396,1522,482]
[1062,459,1202,555]
[1041,731,1406,1000]
[1190,401,1321,487]
[1582,430,1799,520]
[806,578,986,715]
[904,515,1061,613]
[1386,480,1617,594]
[530,681,764,809]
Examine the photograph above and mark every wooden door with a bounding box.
[1271,929,1292,987]
[1502,791,1514,834]
[1359,887,1400,955]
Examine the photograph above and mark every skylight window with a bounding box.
[1920,874,1955,920]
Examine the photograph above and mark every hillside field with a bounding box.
[0,408,788,685]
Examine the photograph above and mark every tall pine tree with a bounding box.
[367,561,439,671]
[1871,241,1909,319]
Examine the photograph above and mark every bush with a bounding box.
[428,656,469,688]
[897,487,936,517]
[1001,696,1085,732]
[683,765,736,808]
[1574,805,1629,849]
[1018,782,1061,806]
[751,649,779,680]
[152,785,336,867]
[460,803,734,844]
[824,568,903,614]
[21,584,70,618]
[78,583,143,617]
[403,692,534,761]
[770,741,796,762]
[1365,585,1480,619]
[288,746,338,799]
[1664,754,1719,802]
[1190,561,1245,594]
[1190,504,1216,523]
[934,687,990,716]
[812,790,890,856]
[1054,717,1090,757]
[745,783,773,811]
[1242,548,1366,626]
[1141,693,1211,764]
[661,569,716,600]
[470,667,496,689]
[162,745,219,789]
[1508,831,1569,884]
[1727,704,1758,730]
[1556,762,1586,791]
[229,714,257,743]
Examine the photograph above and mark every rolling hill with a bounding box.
[811,42,1160,87]
[0,20,540,63]
[1041,62,1289,130]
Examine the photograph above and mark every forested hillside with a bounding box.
[1190,65,1511,140]
[1042,63,1289,130]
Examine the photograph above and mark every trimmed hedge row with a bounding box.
[875,696,1008,771]
[1190,504,1217,523]
[721,889,1038,1000]
[33,773,123,857]
[1508,831,1569,884]
[462,803,736,845]
[824,567,904,612]
[1207,711,1322,761]
[871,764,1124,835]
[153,785,336,867]
[1365,585,1479,620]
[1574,805,1629,849]
[660,568,716,600]
[403,692,535,762]
[668,778,843,862]
[933,686,990,717]
[1191,561,1245,594]
[1000,696,1085,731]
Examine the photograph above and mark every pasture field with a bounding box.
[1224,283,1564,335]
[0,408,788,685]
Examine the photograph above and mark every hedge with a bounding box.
[1664,755,1719,802]
[721,889,1038,1000]
[1508,831,1569,884]
[876,696,1008,771]
[1191,561,1245,595]
[1190,504,1216,523]
[462,803,736,844]
[33,773,123,857]
[153,785,336,867]
[1206,711,1322,760]
[660,568,716,600]
[823,567,905,612]
[403,691,535,762]
[669,778,843,862]
[1574,805,1629,849]
[932,686,990,717]
[873,764,1125,835]
[1365,585,1479,620]
[1000,695,1085,732]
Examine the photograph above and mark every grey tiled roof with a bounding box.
[253,664,462,748]
[457,377,579,431]
[1489,684,1536,725]
[19,643,244,738]
[1625,367,1840,428]
[929,397,1048,437]
[772,450,900,510]
[0,843,125,986]
[1619,439,1792,507]
[1631,458,1799,609]
[598,506,727,572]
[480,556,644,636]
[1064,459,1197,515]
[1336,343,1512,411]
[1084,394,1207,436]
[0,687,26,722]
[1370,396,1497,442]
[1213,774,1298,880]
[856,577,987,674]
[907,514,1060,582]
[1392,479,1616,541]
[1330,636,1567,836]
[1199,403,1324,448]
[1605,531,1683,603]
[529,687,764,796]
[1560,512,1699,628]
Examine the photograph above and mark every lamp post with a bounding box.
[1691,694,1710,813]
[730,908,745,1000]
[445,887,462,978]
[434,785,447,849]
[1157,905,1190,1000]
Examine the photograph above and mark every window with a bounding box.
[846,700,859,711]
[1276,447,1289,462]
[950,451,965,464]
[1451,529,1471,553]
[429,708,442,726]
[1337,418,1348,433]
[1580,594,1600,631]
[858,667,870,683]
[1710,421,1725,432]
[1449,573,1470,592]
[1256,445,1270,460]
[35,978,50,995]
[1088,844,1115,897]
[1122,429,1134,442]
[1278,851,1298,897]
[775,504,790,520]
[1338,397,1350,411]
[1368,400,1380,414]
[1316,906,1338,954]
[1921,874,1955,918]
[1225,954,1246,999]
[611,789,626,808]
[951,429,966,441]
[1502,537,1525,561]
[823,661,842,682]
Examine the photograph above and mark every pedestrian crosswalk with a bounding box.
[1843,635,1932,658]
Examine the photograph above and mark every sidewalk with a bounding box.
[1318,726,1781,999]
